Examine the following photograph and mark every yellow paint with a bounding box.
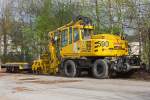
[32,18,128,75]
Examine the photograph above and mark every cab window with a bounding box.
[61,30,68,47]
[74,29,79,42]
[69,27,72,44]
[81,29,93,39]
[54,32,60,54]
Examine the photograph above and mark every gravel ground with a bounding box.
[0,73,150,100]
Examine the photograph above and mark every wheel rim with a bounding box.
[66,63,73,75]
[96,63,104,75]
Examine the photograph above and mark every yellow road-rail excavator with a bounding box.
[32,16,141,78]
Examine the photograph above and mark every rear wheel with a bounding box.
[14,67,19,73]
[64,60,77,77]
[92,59,109,79]
[6,67,11,73]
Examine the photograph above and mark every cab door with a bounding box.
[72,28,81,57]
[60,28,73,57]
[64,27,74,56]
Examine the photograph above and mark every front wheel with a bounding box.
[92,59,109,79]
[63,60,77,77]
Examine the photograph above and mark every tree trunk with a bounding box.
[95,0,100,32]
[148,28,150,69]
[3,33,7,63]
[108,0,113,32]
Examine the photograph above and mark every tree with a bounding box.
[0,1,13,62]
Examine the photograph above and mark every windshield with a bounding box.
[81,29,93,39]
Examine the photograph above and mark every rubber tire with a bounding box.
[92,59,109,79]
[64,60,77,77]
[6,67,11,73]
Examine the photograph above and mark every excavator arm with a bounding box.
[48,39,60,74]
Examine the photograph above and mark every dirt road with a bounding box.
[0,73,150,100]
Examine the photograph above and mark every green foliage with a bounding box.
[102,26,123,34]
[21,0,79,57]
